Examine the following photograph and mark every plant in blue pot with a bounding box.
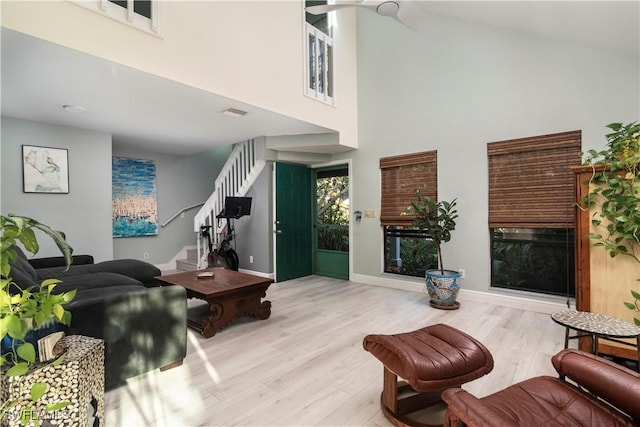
[405,190,461,310]
[1,214,76,425]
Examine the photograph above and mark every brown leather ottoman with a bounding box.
[363,324,494,427]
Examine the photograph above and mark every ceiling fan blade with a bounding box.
[395,1,431,33]
[305,3,361,15]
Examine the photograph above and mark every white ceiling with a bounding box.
[416,1,639,59]
[2,1,638,156]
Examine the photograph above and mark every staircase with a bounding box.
[175,248,199,271]
[188,138,266,270]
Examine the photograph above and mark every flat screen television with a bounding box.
[218,196,252,219]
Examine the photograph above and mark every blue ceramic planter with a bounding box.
[425,269,461,309]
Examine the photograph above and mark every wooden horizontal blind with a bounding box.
[380,150,437,226]
[488,130,582,228]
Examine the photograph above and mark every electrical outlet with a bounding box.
[249,255,254,264]
[144,252,149,260]
[458,268,465,279]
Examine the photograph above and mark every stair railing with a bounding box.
[194,138,266,269]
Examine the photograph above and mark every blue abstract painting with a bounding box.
[112,157,158,237]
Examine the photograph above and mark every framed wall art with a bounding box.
[112,157,159,237]
[22,145,69,193]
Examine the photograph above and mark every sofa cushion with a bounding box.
[36,259,161,287]
[52,272,145,293]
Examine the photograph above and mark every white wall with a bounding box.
[1,1,358,149]
[341,11,639,299]
[1,117,114,261]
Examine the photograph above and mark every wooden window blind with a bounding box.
[380,150,437,226]
[487,130,582,228]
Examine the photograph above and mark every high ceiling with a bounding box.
[2,1,638,156]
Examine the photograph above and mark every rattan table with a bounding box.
[551,310,640,365]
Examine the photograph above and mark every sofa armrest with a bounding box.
[442,388,519,427]
[29,254,94,269]
[66,285,187,390]
[552,349,640,423]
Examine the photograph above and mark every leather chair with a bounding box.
[442,348,640,426]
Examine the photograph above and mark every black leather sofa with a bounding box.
[8,246,187,390]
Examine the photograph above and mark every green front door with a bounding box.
[275,162,313,282]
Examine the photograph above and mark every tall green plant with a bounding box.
[1,214,75,426]
[580,121,640,326]
[404,190,458,275]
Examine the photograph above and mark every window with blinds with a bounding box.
[488,130,582,228]
[380,150,438,277]
[380,150,437,227]
[487,130,582,296]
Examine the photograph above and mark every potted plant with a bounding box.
[1,214,76,426]
[580,121,640,327]
[405,190,460,309]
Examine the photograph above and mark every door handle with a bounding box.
[274,230,283,234]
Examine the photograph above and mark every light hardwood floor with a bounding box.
[104,275,567,426]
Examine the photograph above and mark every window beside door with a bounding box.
[316,168,349,251]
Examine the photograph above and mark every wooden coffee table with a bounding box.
[156,268,273,338]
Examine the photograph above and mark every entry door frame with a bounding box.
[272,158,353,282]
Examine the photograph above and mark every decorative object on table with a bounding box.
[112,156,158,237]
[404,189,461,309]
[0,214,76,426]
[22,145,69,194]
[578,121,640,353]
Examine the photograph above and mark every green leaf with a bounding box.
[17,343,36,363]
[51,354,66,366]
[631,290,640,300]
[7,362,29,376]
[624,302,636,310]
[52,304,65,321]
[30,382,48,401]
[46,401,71,411]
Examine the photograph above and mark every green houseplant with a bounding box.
[1,214,76,426]
[405,190,460,309]
[580,121,640,326]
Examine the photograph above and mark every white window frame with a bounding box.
[69,0,162,37]
[303,4,336,106]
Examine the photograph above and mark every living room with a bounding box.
[1,1,639,426]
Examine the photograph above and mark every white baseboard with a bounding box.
[238,268,274,280]
[350,273,572,315]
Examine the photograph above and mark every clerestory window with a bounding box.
[71,0,162,36]
[304,1,336,105]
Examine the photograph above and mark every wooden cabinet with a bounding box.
[573,165,640,360]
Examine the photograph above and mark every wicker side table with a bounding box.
[1,335,105,427]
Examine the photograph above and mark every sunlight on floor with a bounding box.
[188,330,221,384]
